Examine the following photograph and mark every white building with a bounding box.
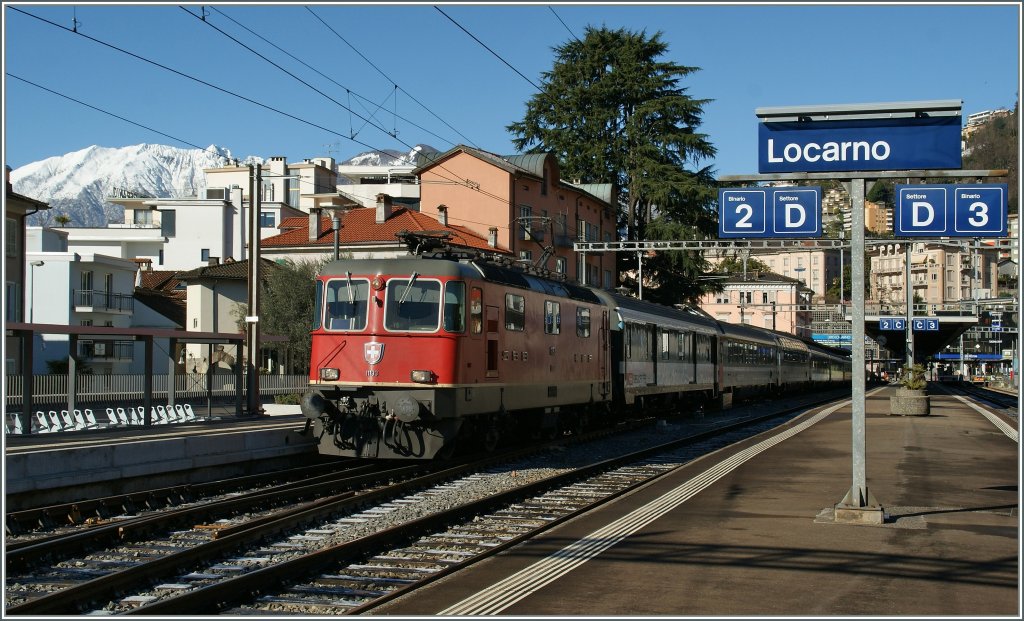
[335,163,420,209]
[24,248,140,374]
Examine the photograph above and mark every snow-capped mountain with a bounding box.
[10,143,440,227]
[11,144,253,227]
[341,144,440,168]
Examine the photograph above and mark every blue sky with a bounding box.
[3,3,1020,175]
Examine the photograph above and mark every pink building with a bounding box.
[696,271,814,337]
[414,146,618,288]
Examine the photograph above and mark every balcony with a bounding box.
[74,289,135,314]
[78,339,135,362]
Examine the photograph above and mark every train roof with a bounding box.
[601,291,721,333]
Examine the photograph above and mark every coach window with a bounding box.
[505,293,526,331]
[576,307,591,337]
[386,278,441,332]
[544,300,561,334]
[444,281,466,333]
[325,276,369,331]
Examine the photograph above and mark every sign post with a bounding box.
[720,99,1008,526]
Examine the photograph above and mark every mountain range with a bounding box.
[10,143,439,227]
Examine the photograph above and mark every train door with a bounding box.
[599,310,609,397]
[649,324,658,386]
[485,305,500,378]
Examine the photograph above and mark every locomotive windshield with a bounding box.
[324,277,370,331]
[385,278,442,332]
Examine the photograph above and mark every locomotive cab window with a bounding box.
[324,276,369,331]
[576,307,590,337]
[544,300,560,334]
[505,293,525,331]
[443,281,466,333]
[385,277,441,332]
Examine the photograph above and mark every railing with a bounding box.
[5,373,310,407]
[73,289,135,313]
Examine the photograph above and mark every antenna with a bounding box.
[72,6,80,32]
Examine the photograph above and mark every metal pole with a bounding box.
[835,176,882,522]
[246,164,263,416]
[905,243,914,368]
[637,251,643,300]
[333,213,341,260]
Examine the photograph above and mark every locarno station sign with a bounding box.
[718,99,1006,239]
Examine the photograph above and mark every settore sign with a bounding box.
[894,184,1008,237]
[758,117,962,173]
[718,186,821,238]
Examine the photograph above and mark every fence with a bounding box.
[5,373,310,408]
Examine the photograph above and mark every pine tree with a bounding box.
[508,26,718,303]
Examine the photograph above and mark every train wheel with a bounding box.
[483,426,500,453]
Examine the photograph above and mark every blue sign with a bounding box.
[879,318,906,330]
[719,187,821,238]
[912,318,939,331]
[758,116,962,173]
[894,184,1008,237]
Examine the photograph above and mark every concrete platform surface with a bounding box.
[372,386,1019,617]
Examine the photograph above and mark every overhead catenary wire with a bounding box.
[434,6,541,91]
[305,6,480,150]
[8,7,590,240]
[206,6,460,148]
[548,7,581,43]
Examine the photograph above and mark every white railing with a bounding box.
[6,373,310,407]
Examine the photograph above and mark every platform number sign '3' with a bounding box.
[895,184,1008,238]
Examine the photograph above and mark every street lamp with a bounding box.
[29,260,44,323]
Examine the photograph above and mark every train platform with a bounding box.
[3,404,313,508]
[373,384,1020,617]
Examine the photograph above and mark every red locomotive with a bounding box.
[300,242,851,459]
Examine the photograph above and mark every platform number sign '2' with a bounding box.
[718,187,822,238]
[894,184,1008,237]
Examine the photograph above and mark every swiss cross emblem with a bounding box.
[364,342,385,365]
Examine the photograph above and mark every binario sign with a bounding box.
[756,100,962,174]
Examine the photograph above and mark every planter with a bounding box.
[889,388,930,416]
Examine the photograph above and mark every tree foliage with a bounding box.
[963,102,1018,214]
[233,257,327,375]
[507,26,718,303]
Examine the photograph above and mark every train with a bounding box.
[299,248,851,460]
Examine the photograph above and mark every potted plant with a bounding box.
[890,363,930,416]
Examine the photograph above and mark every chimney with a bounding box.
[309,207,323,241]
[437,204,448,226]
[208,257,220,266]
[376,193,394,224]
[5,164,11,193]
[488,227,498,248]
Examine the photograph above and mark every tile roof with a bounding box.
[139,270,182,293]
[262,206,501,252]
[134,288,186,327]
[176,258,279,281]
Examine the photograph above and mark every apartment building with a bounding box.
[415,146,618,288]
[696,271,813,337]
[869,240,1000,308]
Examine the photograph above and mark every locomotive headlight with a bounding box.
[320,367,340,381]
[410,369,435,383]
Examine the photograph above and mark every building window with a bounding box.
[201,249,210,262]
[134,209,153,225]
[6,218,17,258]
[519,205,532,240]
[519,250,532,262]
[161,209,176,237]
[288,180,300,207]
[555,257,566,274]
[158,249,164,266]
[6,281,20,322]
[260,211,275,228]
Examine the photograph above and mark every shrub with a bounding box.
[900,364,927,390]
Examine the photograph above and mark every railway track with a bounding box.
[5,389,849,615]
